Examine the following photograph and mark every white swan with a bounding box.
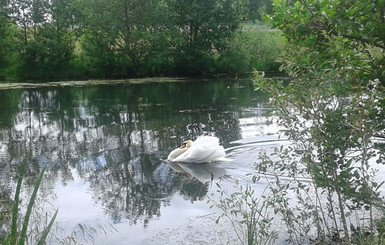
[167,136,228,163]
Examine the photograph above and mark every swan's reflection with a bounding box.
[168,162,227,184]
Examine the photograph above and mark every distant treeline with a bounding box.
[0,0,283,82]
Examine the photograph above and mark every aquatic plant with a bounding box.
[210,180,278,245]
[2,161,58,245]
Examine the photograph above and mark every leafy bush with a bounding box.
[253,72,385,243]
[217,24,284,75]
[210,180,278,245]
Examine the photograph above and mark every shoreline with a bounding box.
[0,77,191,91]
[0,72,287,91]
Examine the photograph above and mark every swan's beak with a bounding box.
[180,142,187,149]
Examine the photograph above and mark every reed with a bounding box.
[4,161,58,245]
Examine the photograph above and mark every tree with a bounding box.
[41,0,76,78]
[5,0,77,81]
[0,0,10,80]
[246,0,273,21]
[78,0,172,78]
[168,0,246,75]
[9,0,30,44]
[270,0,385,84]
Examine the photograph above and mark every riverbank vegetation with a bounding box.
[0,0,282,82]
[215,0,385,244]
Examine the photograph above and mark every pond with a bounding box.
[0,78,287,244]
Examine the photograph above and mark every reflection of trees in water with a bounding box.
[0,82,268,227]
[0,184,12,238]
[180,180,210,203]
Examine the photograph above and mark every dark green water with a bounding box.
[0,79,278,244]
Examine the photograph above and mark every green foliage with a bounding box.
[168,0,246,75]
[251,1,385,241]
[0,0,278,81]
[218,24,284,74]
[254,71,385,242]
[22,28,75,80]
[270,0,385,84]
[5,0,76,81]
[246,0,274,21]
[77,0,175,78]
[0,1,13,80]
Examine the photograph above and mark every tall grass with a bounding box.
[3,161,58,245]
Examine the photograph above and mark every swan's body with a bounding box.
[167,136,227,163]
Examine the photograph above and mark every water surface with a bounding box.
[0,79,284,244]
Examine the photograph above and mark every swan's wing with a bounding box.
[193,136,220,148]
[173,146,209,163]
[205,145,226,162]
[195,136,226,161]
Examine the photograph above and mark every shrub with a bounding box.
[217,23,285,75]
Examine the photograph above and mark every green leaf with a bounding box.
[10,161,27,244]
[37,209,58,245]
[18,166,47,245]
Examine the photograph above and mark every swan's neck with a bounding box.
[168,147,188,160]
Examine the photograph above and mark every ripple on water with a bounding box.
[220,134,291,183]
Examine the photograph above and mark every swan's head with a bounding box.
[180,140,193,149]
[168,140,193,161]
